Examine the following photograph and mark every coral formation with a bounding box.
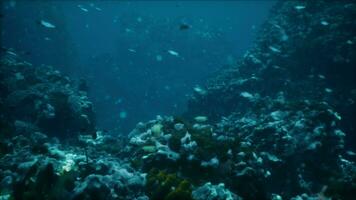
[0,51,96,138]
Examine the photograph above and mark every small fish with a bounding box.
[240,91,254,99]
[321,21,329,26]
[346,151,356,156]
[325,88,333,93]
[179,23,191,30]
[128,49,136,53]
[272,23,281,29]
[318,74,325,79]
[294,5,306,10]
[95,7,102,11]
[194,116,208,123]
[78,5,89,12]
[39,20,56,28]
[168,50,179,57]
[7,50,17,57]
[269,46,281,53]
[193,86,207,95]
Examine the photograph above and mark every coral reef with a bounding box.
[192,182,240,200]
[0,0,355,200]
[0,50,96,138]
[185,0,356,149]
[124,101,355,199]
[0,131,147,200]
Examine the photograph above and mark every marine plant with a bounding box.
[146,169,193,200]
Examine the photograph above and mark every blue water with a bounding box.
[0,1,275,133]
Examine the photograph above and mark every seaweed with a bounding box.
[146,169,193,200]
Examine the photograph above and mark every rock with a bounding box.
[0,54,96,138]
[174,123,185,131]
[72,174,111,199]
[192,182,241,200]
[201,157,219,168]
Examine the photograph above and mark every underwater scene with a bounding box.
[0,0,355,200]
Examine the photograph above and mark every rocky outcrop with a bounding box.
[0,50,96,138]
[186,0,356,149]
[123,100,355,199]
[0,131,147,200]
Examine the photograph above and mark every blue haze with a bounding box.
[0,1,275,133]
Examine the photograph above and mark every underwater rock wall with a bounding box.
[0,50,96,139]
[186,0,356,147]
[124,103,354,199]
